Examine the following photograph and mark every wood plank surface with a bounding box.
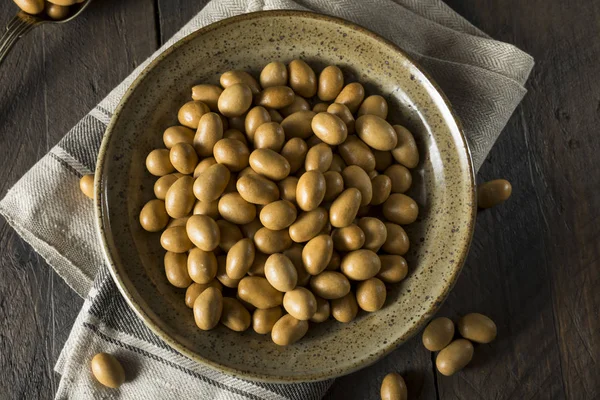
[0,0,598,399]
[438,1,600,399]
[0,0,156,398]
[156,0,209,44]
[324,334,438,400]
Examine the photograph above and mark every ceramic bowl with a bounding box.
[95,10,475,383]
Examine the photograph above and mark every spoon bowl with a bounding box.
[0,1,93,65]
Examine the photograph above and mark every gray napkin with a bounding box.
[0,0,533,398]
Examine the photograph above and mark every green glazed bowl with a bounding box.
[95,10,476,383]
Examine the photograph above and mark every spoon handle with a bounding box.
[0,13,39,66]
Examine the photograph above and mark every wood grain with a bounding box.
[156,0,210,44]
[439,1,600,399]
[0,2,72,397]
[0,1,599,399]
[0,229,81,398]
[41,0,157,142]
[324,334,438,400]
[0,0,156,398]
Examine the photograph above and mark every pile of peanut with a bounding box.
[139,60,420,345]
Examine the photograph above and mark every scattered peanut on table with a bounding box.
[79,174,94,199]
[380,372,408,400]
[477,179,512,209]
[90,353,125,389]
[422,312,497,376]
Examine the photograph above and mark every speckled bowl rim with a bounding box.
[95,10,476,383]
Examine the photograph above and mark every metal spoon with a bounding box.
[0,1,92,65]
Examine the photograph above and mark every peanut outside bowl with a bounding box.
[94,10,476,383]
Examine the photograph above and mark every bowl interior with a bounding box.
[96,11,475,383]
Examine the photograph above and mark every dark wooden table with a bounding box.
[0,1,598,398]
